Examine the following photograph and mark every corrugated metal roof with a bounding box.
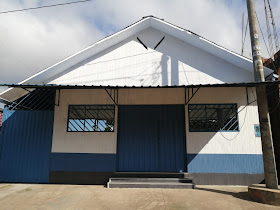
[0,81,279,89]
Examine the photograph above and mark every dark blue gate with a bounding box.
[117,105,186,172]
[0,108,54,183]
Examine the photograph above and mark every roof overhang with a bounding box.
[1,81,279,103]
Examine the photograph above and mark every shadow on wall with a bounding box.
[45,29,252,86]
[159,53,179,86]
[185,102,264,175]
[155,35,252,85]
[185,101,248,160]
[161,54,168,86]
[152,34,251,87]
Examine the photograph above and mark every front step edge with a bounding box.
[107,182,194,189]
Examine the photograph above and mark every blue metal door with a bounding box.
[0,109,54,183]
[117,105,186,172]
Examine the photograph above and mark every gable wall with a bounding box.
[49,28,254,87]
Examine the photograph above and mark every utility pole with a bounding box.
[247,0,278,189]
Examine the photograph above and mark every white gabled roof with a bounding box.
[0,16,273,101]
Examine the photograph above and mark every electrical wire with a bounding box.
[219,85,280,141]
[219,87,257,141]
[0,0,92,14]
[256,13,278,73]
[269,98,280,113]
[242,17,249,56]
[219,105,248,141]
[255,12,280,113]
[250,85,256,101]
[219,87,262,141]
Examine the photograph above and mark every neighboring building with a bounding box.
[0,16,276,185]
[263,50,280,75]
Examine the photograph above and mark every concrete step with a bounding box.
[108,181,194,189]
[109,178,193,183]
[113,172,191,179]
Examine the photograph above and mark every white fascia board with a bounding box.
[0,18,152,101]
[151,18,273,77]
[20,18,151,85]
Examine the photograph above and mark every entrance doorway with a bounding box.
[117,105,186,172]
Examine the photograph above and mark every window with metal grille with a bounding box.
[188,104,238,132]
[67,105,115,132]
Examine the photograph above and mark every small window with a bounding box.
[67,105,115,132]
[188,104,238,132]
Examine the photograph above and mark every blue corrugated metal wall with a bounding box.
[0,108,54,183]
[117,105,186,172]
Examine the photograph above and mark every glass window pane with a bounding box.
[189,104,238,132]
[189,105,207,131]
[206,108,218,131]
[67,105,115,132]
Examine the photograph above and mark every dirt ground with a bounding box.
[0,184,279,210]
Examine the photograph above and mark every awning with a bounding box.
[0,81,280,103]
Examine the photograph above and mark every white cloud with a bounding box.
[0,0,104,90]
[0,0,279,95]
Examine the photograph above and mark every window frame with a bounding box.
[188,103,239,133]
[66,104,115,132]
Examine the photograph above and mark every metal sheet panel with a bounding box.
[117,105,186,172]
[0,108,54,183]
[50,153,116,172]
[187,154,264,173]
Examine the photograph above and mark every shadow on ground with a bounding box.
[195,186,253,202]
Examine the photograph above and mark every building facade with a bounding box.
[0,16,275,185]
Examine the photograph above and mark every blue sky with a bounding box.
[0,0,279,93]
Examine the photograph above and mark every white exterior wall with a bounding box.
[185,87,262,155]
[51,87,261,156]
[51,88,185,154]
[51,89,117,154]
[48,28,254,87]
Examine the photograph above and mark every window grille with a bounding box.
[67,105,115,132]
[8,89,56,111]
[188,104,238,132]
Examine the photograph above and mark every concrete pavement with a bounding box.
[0,184,279,210]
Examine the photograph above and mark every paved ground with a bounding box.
[0,184,279,210]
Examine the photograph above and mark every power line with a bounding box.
[266,0,280,53]
[241,14,249,56]
[263,0,280,56]
[0,0,92,14]
[264,0,274,57]
[256,13,278,73]
[219,85,280,141]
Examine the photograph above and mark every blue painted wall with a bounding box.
[50,153,116,172]
[187,154,264,174]
[0,108,54,183]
